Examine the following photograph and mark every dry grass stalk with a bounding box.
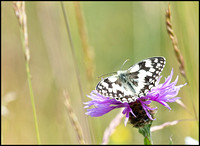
[166,4,188,83]
[61,2,84,101]
[102,109,124,145]
[13,1,41,144]
[150,119,195,132]
[166,4,198,122]
[13,1,30,62]
[63,90,85,144]
[175,99,192,115]
[151,120,178,132]
[74,2,95,81]
[61,2,92,143]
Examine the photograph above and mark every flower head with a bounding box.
[84,68,186,127]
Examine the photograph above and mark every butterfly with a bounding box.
[95,57,166,103]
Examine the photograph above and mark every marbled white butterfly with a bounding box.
[96,57,166,103]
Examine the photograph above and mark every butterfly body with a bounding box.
[96,57,166,103]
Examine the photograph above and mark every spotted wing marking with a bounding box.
[96,57,166,103]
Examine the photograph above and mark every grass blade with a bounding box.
[13,1,41,144]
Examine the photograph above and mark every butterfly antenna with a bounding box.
[120,59,130,70]
[97,72,117,79]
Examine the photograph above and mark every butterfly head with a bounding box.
[117,70,127,82]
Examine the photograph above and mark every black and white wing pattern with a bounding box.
[95,57,166,103]
[96,75,135,103]
[126,57,166,98]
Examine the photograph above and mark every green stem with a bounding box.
[26,62,41,144]
[20,29,41,144]
[138,122,153,145]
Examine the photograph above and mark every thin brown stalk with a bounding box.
[13,1,40,144]
[166,4,188,84]
[150,119,195,132]
[60,2,84,102]
[61,2,92,143]
[74,2,95,81]
[64,90,85,144]
[102,109,124,145]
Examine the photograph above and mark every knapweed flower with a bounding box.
[84,68,186,127]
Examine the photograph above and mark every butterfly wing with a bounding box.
[96,57,166,103]
[96,75,135,103]
[126,56,166,97]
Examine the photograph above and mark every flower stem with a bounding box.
[138,121,153,145]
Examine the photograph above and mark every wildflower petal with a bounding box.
[85,106,116,117]
[143,105,155,120]
[145,68,186,111]
[84,90,133,125]
[85,68,186,126]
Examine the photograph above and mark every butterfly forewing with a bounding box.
[126,57,166,98]
[96,57,166,103]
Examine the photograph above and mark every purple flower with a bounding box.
[84,68,186,126]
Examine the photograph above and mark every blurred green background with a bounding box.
[1,1,199,144]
